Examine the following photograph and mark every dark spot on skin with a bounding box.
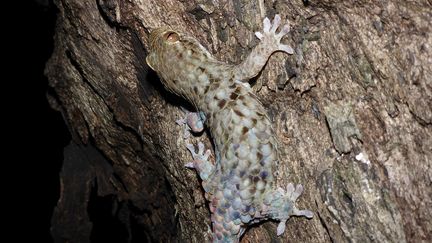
[173,79,178,84]
[223,133,229,142]
[208,73,215,82]
[229,83,236,89]
[260,159,266,166]
[234,87,242,94]
[256,111,265,117]
[239,170,246,177]
[249,187,256,194]
[236,184,240,190]
[228,124,233,131]
[239,95,245,101]
[230,92,238,100]
[177,52,183,58]
[198,66,206,73]
[224,201,231,208]
[257,152,263,161]
[218,99,227,108]
[231,161,239,169]
[253,176,260,182]
[259,171,268,179]
[252,118,257,126]
[234,110,244,117]
[193,86,198,93]
[242,127,249,134]
[204,85,210,93]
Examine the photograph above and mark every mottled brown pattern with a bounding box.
[229,92,238,100]
[218,100,227,109]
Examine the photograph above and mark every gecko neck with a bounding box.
[182,61,235,108]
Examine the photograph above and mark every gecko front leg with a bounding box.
[234,14,294,81]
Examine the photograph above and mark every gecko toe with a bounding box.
[279,44,294,54]
[276,220,287,236]
[271,14,281,32]
[185,162,195,168]
[263,17,271,32]
[277,24,291,39]
[186,143,197,156]
[255,31,264,40]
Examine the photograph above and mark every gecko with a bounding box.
[146,14,313,242]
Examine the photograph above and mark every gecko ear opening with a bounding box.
[164,31,180,43]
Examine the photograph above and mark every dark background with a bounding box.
[11,0,69,241]
[13,1,135,242]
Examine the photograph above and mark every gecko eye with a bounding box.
[164,31,180,43]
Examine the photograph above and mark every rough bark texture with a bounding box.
[46,0,432,242]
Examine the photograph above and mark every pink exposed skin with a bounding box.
[146,14,312,242]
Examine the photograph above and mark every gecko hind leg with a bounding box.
[263,183,313,236]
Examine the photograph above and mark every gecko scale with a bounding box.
[146,14,313,242]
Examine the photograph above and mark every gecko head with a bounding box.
[146,27,213,99]
[146,26,212,72]
[146,27,187,96]
[146,27,181,72]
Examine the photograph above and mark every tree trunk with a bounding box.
[46,0,432,242]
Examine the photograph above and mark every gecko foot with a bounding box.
[176,111,206,138]
[185,142,214,181]
[255,14,294,54]
[263,183,313,236]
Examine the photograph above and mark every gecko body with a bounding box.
[146,15,312,242]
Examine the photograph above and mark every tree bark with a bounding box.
[46,0,432,242]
